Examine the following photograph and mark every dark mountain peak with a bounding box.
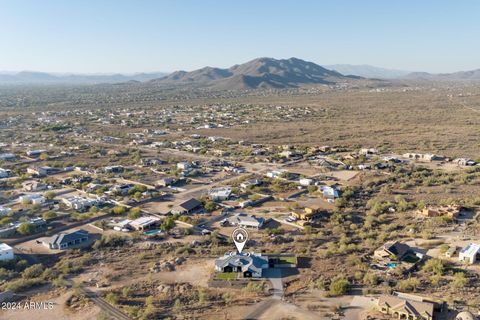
[151,57,358,89]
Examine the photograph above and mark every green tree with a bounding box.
[128,207,141,219]
[204,201,216,212]
[22,264,44,279]
[17,222,35,235]
[422,258,444,276]
[42,211,57,220]
[112,206,126,215]
[452,272,467,288]
[329,277,349,296]
[44,191,56,200]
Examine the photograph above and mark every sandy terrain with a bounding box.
[0,291,101,320]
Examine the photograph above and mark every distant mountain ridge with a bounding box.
[324,64,412,79]
[152,57,359,89]
[0,71,167,84]
[403,69,480,81]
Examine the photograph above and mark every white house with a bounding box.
[0,168,11,178]
[228,213,265,229]
[208,187,232,202]
[19,194,46,205]
[266,170,285,179]
[459,243,480,264]
[0,243,14,261]
[0,206,12,216]
[62,196,98,212]
[177,162,192,170]
[299,178,314,186]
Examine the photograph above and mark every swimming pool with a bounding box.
[144,230,161,235]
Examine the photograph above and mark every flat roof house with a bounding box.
[0,153,16,161]
[0,168,11,179]
[130,216,161,231]
[0,243,14,261]
[62,196,98,212]
[459,243,480,264]
[18,194,46,205]
[215,252,269,278]
[208,187,232,202]
[0,206,12,216]
[22,180,47,192]
[44,229,89,250]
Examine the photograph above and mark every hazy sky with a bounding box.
[1,0,479,73]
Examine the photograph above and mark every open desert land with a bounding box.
[1,70,480,320]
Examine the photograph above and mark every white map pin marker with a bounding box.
[232,228,249,253]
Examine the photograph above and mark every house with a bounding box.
[459,243,480,264]
[279,150,298,158]
[378,294,434,320]
[27,166,57,176]
[0,168,11,178]
[22,180,47,192]
[374,241,411,261]
[0,153,16,161]
[208,187,232,202]
[172,198,203,215]
[130,216,161,231]
[0,206,12,216]
[26,149,46,157]
[445,246,457,258]
[13,217,47,231]
[228,213,265,229]
[321,186,340,200]
[110,184,134,196]
[215,252,269,278]
[240,179,262,189]
[291,207,321,221]
[0,243,14,261]
[418,205,460,219]
[141,158,166,167]
[62,196,98,212]
[18,194,46,205]
[177,162,192,171]
[359,148,378,156]
[453,158,476,166]
[156,177,176,187]
[299,178,314,186]
[104,165,124,174]
[44,229,89,250]
[403,153,445,162]
[266,170,285,178]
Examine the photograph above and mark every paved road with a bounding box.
[263,268,284,299]
[242,268,284,319]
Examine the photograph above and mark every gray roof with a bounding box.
[48,229,89,246]
[215,252,268,274]
[179,198,202,211]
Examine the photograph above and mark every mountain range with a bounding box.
[151,57,359,89]
[0,71,167,84]
[323,64,412,79]
[403,69,480,81]
[2,58,480,88]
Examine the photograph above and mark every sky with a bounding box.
[0,0,479,74]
